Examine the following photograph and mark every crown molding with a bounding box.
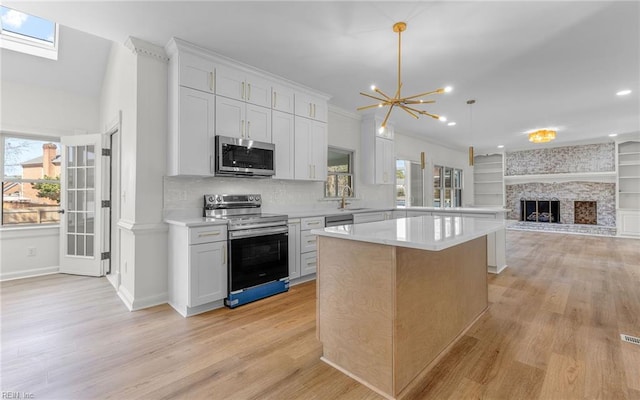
[125,37,168,63]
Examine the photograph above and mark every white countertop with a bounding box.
[311,215,506,251]
[164,217,228,227]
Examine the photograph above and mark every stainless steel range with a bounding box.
[204,194,289,308]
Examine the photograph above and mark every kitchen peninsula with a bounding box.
[312,215,505,400]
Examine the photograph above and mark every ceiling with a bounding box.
[3,1,639,152]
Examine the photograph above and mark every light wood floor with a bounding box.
[1,231,639,399]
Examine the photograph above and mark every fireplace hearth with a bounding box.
[520,199,560,223]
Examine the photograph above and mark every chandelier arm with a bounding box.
[359,92,389,102]
[357,103,389,111]
[402,89,443,101]
[381,104,395,128]
[394,82,403,100]
[399,106,420,119]
[374,87,393,100]
[403,99,436,105]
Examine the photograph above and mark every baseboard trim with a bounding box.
[0,266,59,281]
[117,285,134,311]
[488,264,508,274]
[131,292,168,311]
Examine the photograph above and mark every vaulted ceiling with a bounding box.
[3,1,639,152]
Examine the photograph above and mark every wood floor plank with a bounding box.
[1,230,638,399]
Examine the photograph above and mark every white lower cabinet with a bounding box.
[298,216,324,277]
[353,211,387,224]
[169,224,227,317]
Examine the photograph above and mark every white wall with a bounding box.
[98,38,169,310]
[0,77,100,280]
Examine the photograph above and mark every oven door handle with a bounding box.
[229,226,289,239]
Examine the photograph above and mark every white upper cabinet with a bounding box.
[178,51,215,93]
[272,83,295,114]
[295,92,328,122]
[168,86,215,176]
[361,116,395,184]
[272,111,295,180]
[294,116,327,181]
[216,65,272,108]
[216,97,272,142]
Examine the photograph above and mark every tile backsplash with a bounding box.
[505,143,614,175]
[163,176,393,218]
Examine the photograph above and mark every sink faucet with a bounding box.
[340,185,353,209]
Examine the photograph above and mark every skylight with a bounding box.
[0,6,58,60]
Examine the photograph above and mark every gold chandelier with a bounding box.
[357,22,451,132]
[528,129,556,143]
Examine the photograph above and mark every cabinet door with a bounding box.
[288,222,301,279]
[312,99,328,123]
[216,96,245,139]
[310,121,328,181]
[189,241,227,307]
[295,92,327,122]
[179,52,215,93]
[174,87,215,175]
[294,117,312,180]
[272,84,295,114]
[300,251,317,276]
[272,111,295,180]
[215,64,245,101]
[353,212,385,224]
[246,104,272,142]
[245,72,272,108]
[300,231,318,253]
[375,137,394,184]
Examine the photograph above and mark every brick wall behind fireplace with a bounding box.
[505,143,615,175]
[505,182,615,226]
[504,143,616,227]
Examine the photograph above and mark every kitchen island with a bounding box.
[312,215,505,400]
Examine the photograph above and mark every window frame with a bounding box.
[2,133,62,227]
[325,147,355,199]
[433,164,463,208]
[0,6,59,60]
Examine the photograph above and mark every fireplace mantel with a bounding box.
[504,171,615,184]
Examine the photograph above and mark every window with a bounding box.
[2,135,61,225]
[325,147,354,198]
[0,6,59,60]
[433,165,463,207]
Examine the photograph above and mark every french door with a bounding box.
[59,134,107,276]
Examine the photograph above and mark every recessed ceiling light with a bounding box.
[616,89,631,96]
[497,145,504,148]
[609,133,618,137]
[447,122,456,126]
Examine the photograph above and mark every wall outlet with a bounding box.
[27,247,36,257]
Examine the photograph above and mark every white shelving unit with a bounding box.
[474,154,504,206]
[617,140,640,237]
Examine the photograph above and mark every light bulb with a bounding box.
[378,103,383,108]
[444,86,453,93]
[439,116,447,122]
[378,126,385,134]
[371,85,377,91]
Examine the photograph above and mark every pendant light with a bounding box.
[467,99,475,166]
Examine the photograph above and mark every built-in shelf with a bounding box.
[504,171,616,184]
[474,154,504,206]
[616,140,640,236]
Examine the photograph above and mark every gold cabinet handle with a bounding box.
[242,81,245,100]
[248,83,251,100]
[222,245,227,264]
[198,231,221,237]
[273,91,277,108]
[241,119,245,137]
[210,71,214,92]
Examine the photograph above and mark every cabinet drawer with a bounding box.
[301,216,324,230]
[300,231,318,253]
[300,251,317,276]
[189,225,227,245]
[353,212,386,224]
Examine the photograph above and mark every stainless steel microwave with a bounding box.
[215,135,275,177]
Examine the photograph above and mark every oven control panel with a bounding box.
[204,194,262,210]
